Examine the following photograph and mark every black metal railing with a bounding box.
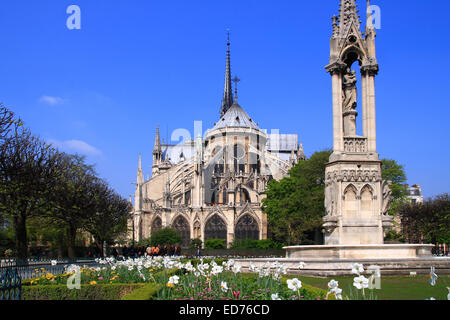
[0,257,99,280]
[0,268,21,300]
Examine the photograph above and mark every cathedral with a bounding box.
[129,37,305,247]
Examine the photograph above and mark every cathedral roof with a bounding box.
[213,102,259,130]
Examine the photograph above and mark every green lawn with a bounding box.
[292,275,450,300]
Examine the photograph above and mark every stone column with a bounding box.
[331,71,344,152]
[367,74,377,152]
[361,72,369,138]
[361,65,378,153]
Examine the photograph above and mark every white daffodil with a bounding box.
[351,263,364,275]
[328,280,339,290]
[51,260,57,266]
[168,275,179,285]
[232,265,241,274]
[211,265,223,275]
[111,266,116,271]
[353,275,369,290]
[128,266,134,271]
[429,266,438,286]
[287,278,302,291]
[271,293,281,300]
[272,272,281,281]
[220,281,228,292]
[331,287,343,300]
[298,262,306,269]
[280,265,288,275]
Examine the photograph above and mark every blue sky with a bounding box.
[0,0,449,199]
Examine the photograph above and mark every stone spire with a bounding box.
[153,125,161,155]
[220,32,234,117]
[152,125,162,175]
[338,0,361,37]
[137,153,143,184]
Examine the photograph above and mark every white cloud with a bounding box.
[49,139,102,156]
[39,95,64,106]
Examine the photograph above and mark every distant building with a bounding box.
[406,184,423,204]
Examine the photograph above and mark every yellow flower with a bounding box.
[89,281,97,285]
[167,283,174,288]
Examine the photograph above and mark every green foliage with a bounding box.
[230,239,283,249]
[150,228,182,246]
[398,193,450,244]
[381,158,408,215]
[204,238,226,249]
[121,283,162,300]
[189,238,202,250]
[384,230,406,243]
[22,283,145,300]
[263,150,332,245]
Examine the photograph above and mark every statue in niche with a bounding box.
[342,67,358,136]
[381,180,393,215]
[343,68,358,113]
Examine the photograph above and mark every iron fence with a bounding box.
[0,257,99,280]
[0,268,21,300]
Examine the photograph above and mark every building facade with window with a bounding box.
[406,184,424,204]
[129,39,305,247]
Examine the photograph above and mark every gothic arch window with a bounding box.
[235,214,259,240]
[185,190,191,206]
[343,185,358,218]
[151,216,162,233]
[193,221,201,239]
[360,185,374,218]
[172,216,190,247]
[204,214,227,241]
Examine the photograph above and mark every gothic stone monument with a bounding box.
[283,0,434,260]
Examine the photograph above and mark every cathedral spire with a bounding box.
[153,125,161,155]
[137,153,143,184]
[220,31,234,117]
[339,0,361,37]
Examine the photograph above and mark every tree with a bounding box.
[381,158,408,202]
[48,153,100,258]
[83,180,131,252]
[0,125,63,259]
[397,194,450,244]
[263,150,332,245]
[0,104,16,141]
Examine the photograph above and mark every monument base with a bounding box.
[284,244,434,260]
[233,244,450,276]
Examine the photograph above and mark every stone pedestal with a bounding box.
[324,155,393,246]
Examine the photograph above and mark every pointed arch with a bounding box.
[235,214,259,240]
[151,216,162,234]
[193,220,201,239]
[343,184,358,218]
[360,184,375,218]
[204,214,227,241]
[171,215,190,247]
